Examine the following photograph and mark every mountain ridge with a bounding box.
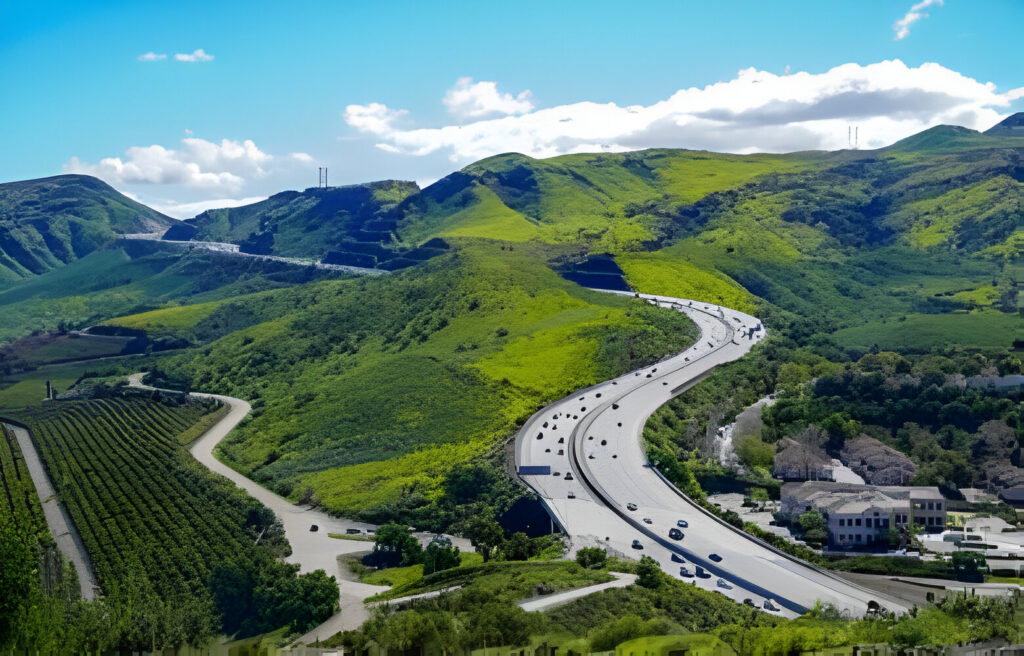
[0,174,175,281]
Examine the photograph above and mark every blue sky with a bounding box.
[2,0,1022,217]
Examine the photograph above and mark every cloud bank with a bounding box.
[344,61,1023,163]
[65,138,310,196]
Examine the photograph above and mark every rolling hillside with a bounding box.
[0,175,175,281]
[2,115,1021,526]
[172,180,428,269]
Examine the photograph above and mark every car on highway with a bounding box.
[626,503,638,511]
[763,599,779,612]
[695,566,711,579]
[709,553,722,562]
[567,491,575,499]
[643,517,653,525]
[679,566,693,578]
[668,528,683,540]
[676,519,689,528]
[716,578,732,590]
[631,539,643,550]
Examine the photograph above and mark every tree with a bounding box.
[463,516,504,563]
[371,523,423,568]
[422,537,460,575]
[500,532,534,561]
[951,551,986,582]
[636,555,662,589]
[575,547,607,569]
[798,510,828,546]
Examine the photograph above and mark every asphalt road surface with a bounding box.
[516,292,908,618]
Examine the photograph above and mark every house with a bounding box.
[781,481,946,548]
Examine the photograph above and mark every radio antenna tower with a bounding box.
[855,127,859,149]
[317,167,329,189]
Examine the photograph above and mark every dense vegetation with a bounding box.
[0,174,173,281]
[763,350,1024,491]
[7,395,337,648]
[324,546,1020,653]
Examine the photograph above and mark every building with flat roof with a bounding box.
[782,481,946,549]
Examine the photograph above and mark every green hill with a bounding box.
[177,180,421,267]
[0,174,175,281]
[2,117,1022,526]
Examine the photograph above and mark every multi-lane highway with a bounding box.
[516,292,907,618]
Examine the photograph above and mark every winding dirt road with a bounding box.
[126,374,387,640]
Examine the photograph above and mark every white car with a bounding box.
[763,599,779,612]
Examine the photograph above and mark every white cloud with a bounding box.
[344,60,1024,162]
[893,0,943,40]
[289,152,314,163]
[147,196,268,220]
[137,52,167,61]
[174,48,214,62]
[65,137,275,194]
[442,77,534,119]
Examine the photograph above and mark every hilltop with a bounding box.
[0,174,174,280]
[172,180,422,268]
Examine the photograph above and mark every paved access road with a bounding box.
[516,292,908,618]
[126,375,388,640]
[516,572,637,612]
[5,422,98,600]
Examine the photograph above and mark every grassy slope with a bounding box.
[0,174,174,280]
[186,181,418,258]
[398,150,817,248]
[0,241,343,343]
[142,240,696,517]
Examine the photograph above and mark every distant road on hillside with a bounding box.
[516,291,908,618]
[119,233,388,275]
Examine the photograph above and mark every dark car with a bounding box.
[631,539,643,550]
[676,519,689,528]
[668,528,684,541]
[679,566,693,578]
[626,503,638,511]
[709,553,722,562]
[763,599,779,612]
[643,517,653,525]
[309,524,319,532]
[567,491,576,499]
[743,598,755,607]
[695,566,711,579]
[671,553,685,563]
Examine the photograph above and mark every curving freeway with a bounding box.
[515,292,907,618]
